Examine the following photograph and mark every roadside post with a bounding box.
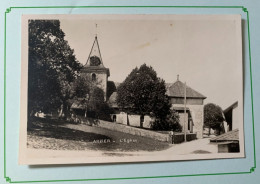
[170,130,174,144]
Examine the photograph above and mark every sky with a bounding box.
[58,14,242,109]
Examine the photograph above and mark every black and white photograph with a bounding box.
[19,14,244,165]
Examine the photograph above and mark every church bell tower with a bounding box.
[81,36,110,101]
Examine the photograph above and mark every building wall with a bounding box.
[111,104,204,139]
[172,104,204,139]
[170,98,203,105]
[232,105,239,130]
[113,112,152,128]
[179,113,189,132]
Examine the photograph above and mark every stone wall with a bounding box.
[172,133,197,144]
[92,120,170,142]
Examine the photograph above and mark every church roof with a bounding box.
[166,80,206,99]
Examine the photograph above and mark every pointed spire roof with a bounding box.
[83,36,110,77]
[85,36,105,67]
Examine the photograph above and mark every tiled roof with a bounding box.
[210,129,239,142]
[107,92,118,108]
[166,80,206,99]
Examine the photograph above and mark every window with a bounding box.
[92,73,96,81]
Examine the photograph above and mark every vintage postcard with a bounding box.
[19,14,244,165]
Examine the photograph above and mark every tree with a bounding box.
[88,87,113,121]
[73,75,91,99]
[107,81,117,99]
[28,20,82,117]
[73,76,113,121]
[204,103,225,135]
[116,64,172,127]
[151,109,182,131]
[88,87,105,112]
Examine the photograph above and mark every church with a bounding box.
[74,36,207,139]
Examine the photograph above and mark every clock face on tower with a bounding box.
[90,56,101,66]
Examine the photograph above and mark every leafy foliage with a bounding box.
[85,87,114,121]
[204,103,225,134]
[73,76,90,99]
[28,20,82,117]
[117,64,178,129]
[117,64,170,116]
[151,110,182,131]
[107,81,117,99]
[72,76,113,121]
[88,87,105,111]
